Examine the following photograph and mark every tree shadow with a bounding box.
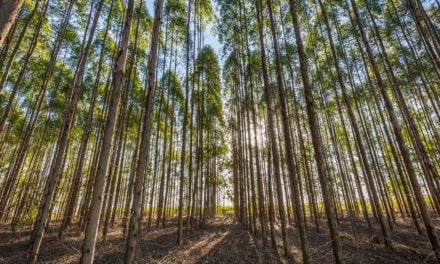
[0,228,82,263]
[195,223,282,264]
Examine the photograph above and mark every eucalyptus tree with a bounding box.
[80,0,135,262]
[255,0,290,255]
[0,0,49,220]
[125,0,165,262]
[286,0,343,261]
[265,0,310,259]
[193,45,225,222]
[315,0,391,248]
[28,1,107,262]
[347,0,439,257]
[5,0,82,258]
[58,0,116,239]
[0,0,24,46]
[177,0,192,245]
[0,0,440,263]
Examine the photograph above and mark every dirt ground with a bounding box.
[0,215,438,263]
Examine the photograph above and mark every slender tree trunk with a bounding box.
[317,0,391,246]
[348,0,439,258]
[80,0,135,262]
[265,0,310,260]
[177,0,192,245]
[287,0,343,262]
[58,0,113,239]
[27,1,105,262]
[255,0,290,256]
[0,0,24,46]
[125,0,164,262]
[0,0,40,93]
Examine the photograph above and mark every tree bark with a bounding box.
[80,0,135,262]
[0,0,24,46]
[287,0,343,262]
[125,0,164,262]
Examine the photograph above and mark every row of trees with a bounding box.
[219,0,439,262]
[0,0,227,263]
[1,0,439,263]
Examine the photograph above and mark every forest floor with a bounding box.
[0,214,438,263]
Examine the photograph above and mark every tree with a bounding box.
[125,0,165,262]
[80,0,135,262]
[0,0,24,46]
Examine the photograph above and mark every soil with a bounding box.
[0,214,438,263]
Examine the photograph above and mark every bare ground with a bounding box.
[0,215,438,263]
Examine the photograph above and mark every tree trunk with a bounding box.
[348,0,439,258]
[0,0,24,46]
[80,0,135,262]
[125,0,164,261]
[287,0,343,262]
[177,0,192,245]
